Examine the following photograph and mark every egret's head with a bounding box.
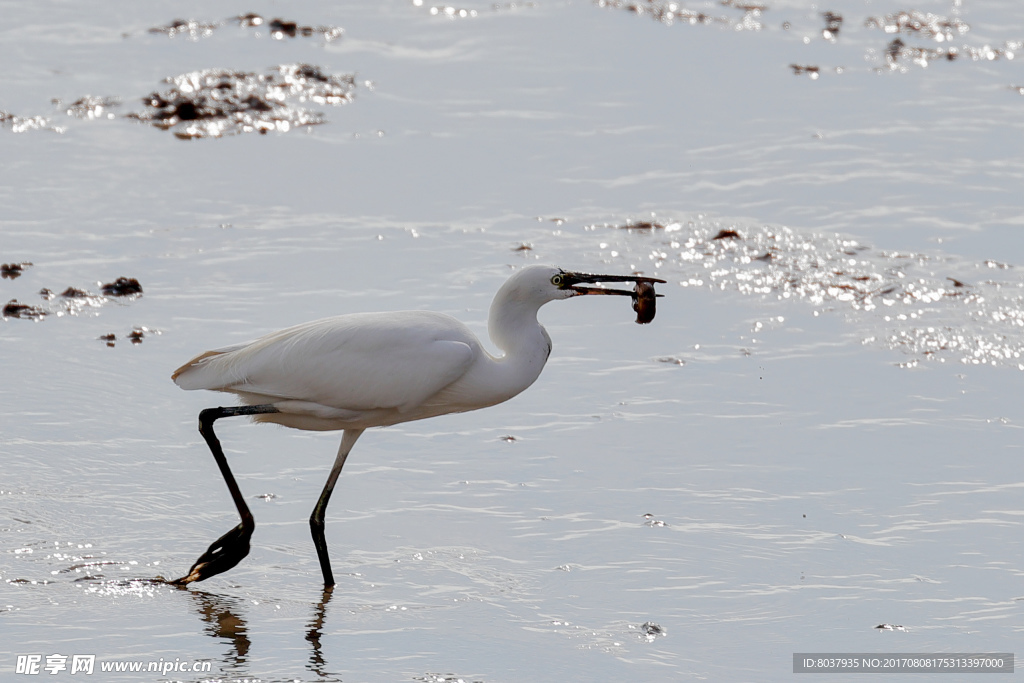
[502,265,665,304]
[490,265,666,349]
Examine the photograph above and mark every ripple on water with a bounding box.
[530,616,670,655]
[413,674,485,683]
[411,0,538,20]
[5,536,167,588]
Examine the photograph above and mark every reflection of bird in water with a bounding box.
[187,590,251,666]
[170,266,664,586]
[184,585,337,680]
[306,587,334,677]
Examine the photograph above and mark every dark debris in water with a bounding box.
[126,65,357,139]
[236,13,264,28]
[5,63,360,138]
[790,64,821,79]
[149,18,219,40]
[875,623,907,631]
[594,2,1020,78]
[3,300,48,320]
[864,10,969,43]
[821,11,842,41]
[265,18,343,42]
[878,38,1020,71]
[101,277,143,297]
[1,262,33,279]
[148,15,343,43]
[642,513,668,526]
[6,578,52,585]
[617,220,665,231]
[100,326,160,347]
[882,38,957,70]
[5,11,358,140]
[629,620,667,641]
[4,274,145,323]
[57,96,122,120]
[641,621,666,636]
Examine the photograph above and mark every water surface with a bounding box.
[2,1,1023,681]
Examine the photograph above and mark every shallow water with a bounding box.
[2,1,1023,681]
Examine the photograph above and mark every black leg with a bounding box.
[172,405,279,586]
[309,429,364,586]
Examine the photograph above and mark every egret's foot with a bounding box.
[171,521,253,586]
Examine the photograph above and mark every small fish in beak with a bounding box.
[633,281,658,324]
[562,271,666,324]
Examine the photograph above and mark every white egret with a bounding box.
[170,265,664,586]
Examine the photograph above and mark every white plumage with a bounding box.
[172,266,573,431]
[174,312,478,428]
[169,265,662,586]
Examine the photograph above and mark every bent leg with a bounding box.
[172,405,279,586]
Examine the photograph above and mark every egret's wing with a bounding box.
[172,311,477,413]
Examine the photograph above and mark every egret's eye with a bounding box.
[551,274,563,287]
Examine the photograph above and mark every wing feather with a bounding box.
[172,311,478,412]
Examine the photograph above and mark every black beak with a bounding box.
[561,271,666,297]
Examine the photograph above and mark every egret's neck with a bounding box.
[448,270,561,411]
[485,281,553,395]
[488,280,550,356]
